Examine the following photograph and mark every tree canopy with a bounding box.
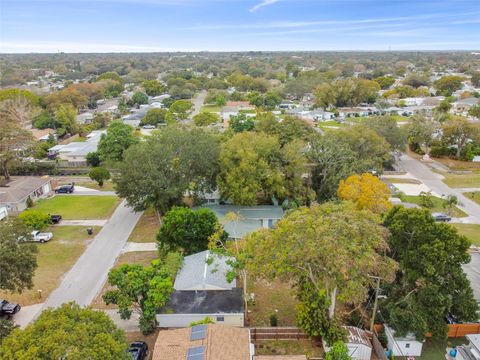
[0,218,38,293]
[381,206,478,339]
[98,121,138,163]
[0,302,128,360]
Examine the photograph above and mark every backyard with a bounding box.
[0,226,99,305]
[33,195,120,219]
[418,337,466,360]
[441,170,480,188]
[255,340,323,358]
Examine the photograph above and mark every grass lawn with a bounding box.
[349,115,410,123]
[74,181,116,192]
[452,224,480,247]
[128,208,160,243]
[464,192,480,205]
[248,278,298,327]
[419,337,465,360]
[200,105,221,113]
[400,195,468,218]
[91,251,159,309]
[385,177,421,184]
[442,170,480,188]
[435,158,480,172]
[33,195,119,219]
[255,340,323,358]
[0,226,99,305]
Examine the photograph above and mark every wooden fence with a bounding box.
[371,333,389,360]
[250,327,309,341]
[374,323,480,338]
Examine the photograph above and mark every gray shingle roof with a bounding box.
[174,250,236,291]
[204,205,284,239]
[0,176,51,204]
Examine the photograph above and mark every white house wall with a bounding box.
[346,344,372,360]
[156,313,244,328]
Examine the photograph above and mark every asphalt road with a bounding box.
[41,200,142,309]
[463,252,480,302]
[188,90,207,120]
[398,154,480,224]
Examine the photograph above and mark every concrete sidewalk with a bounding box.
[122,242,157,253]
[56,220,108,226]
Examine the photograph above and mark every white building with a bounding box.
[48,130,105,165]
[344,326,373,360]
[447,334,480,360]
[385,325,423,357]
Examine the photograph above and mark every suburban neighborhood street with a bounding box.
[12,200,144,328]
[398,154,480,224]
[188,89,207,120]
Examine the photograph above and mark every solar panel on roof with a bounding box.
[190,324,207,341]
[187,346,205,360]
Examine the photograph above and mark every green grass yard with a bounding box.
[441,170,480,188]
[464,192,480,205]
[200,105,221,113]
[128,208,160,243]
[349,115,410,123]
[33,195,119,219]
[452,224,480,247]
[0,226,99,305]
[400,195,468,218]
[419,338,465,360]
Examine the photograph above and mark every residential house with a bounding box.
[156,288,244,328]
[221,101,256,122]
[286,107,334,121]
[0,206,8,221]
[152,324,253,360]
[384,325,423,357]
[76,112,94,124]
[0,176,53,213]
[452,98,480,116]
[174,250,236,291]
[205,205,284,239]
[447,334,480,360]
[48,130,105,165]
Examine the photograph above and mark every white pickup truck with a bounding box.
[31,230,53,243]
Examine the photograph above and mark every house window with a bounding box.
[216,316,224,322]
[267,219,274,228]
[405,343,410,348]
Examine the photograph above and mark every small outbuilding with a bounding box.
[385,325,423,357]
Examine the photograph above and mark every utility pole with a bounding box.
[370,276,381,332]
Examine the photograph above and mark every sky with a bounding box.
[1,0,480,53]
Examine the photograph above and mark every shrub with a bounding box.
[89,167,111,187]
[18,210,51,230]
[269,313,278,327]
[86,152,101,167]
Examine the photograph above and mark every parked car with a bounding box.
[55,184,74,194]
[0,299,21,316]
[31,230,53,243]
[432,212,452,222]
[128,341,148,360]
[445,312,459,324]
[50,214,62,224]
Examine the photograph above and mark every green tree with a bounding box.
[142,80,166,96]
[98,121,138,163]
[18,210,51,230]
[381,206,478,339]
[140,108,167,126]
[89,167,111,187]
[468,105,480,119]
[128,91,148,107]
[374,76,395,90]
[103,258,175,333]
[115,127,220,217]
[255,113,313,146]
[96,71,124,84]
[442,116,479,158]
[33,110,59,130]
[407,114,440,155]
[0,302,128,360]
[0,319,16,344]
[245,202,396,344]
[435,99,452,113]
[325,342,352,360]
[434,75,464,96]
[55,104,78,135]
[157,206,223,255]
[0,218,38,292]
[403,73,430,88]
[364,116,407,152]
[193,112,220,127]
[86,151,101,167]
[218,132,285,205]
[471,72,480,87]
[169,100,193,120]
[229,113,255,133]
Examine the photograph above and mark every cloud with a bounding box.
[249,0,279,13]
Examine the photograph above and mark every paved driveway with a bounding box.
[10,200,144,329]
[188,90,207,120]
[398,154,480,224]
[463,252,480,302]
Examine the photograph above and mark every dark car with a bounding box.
[50,214,62,224]
[432,212,452,222]
[0,299,21,316]
[55,184,75,194]
[128,341,148,360]
[445,312,459,324]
